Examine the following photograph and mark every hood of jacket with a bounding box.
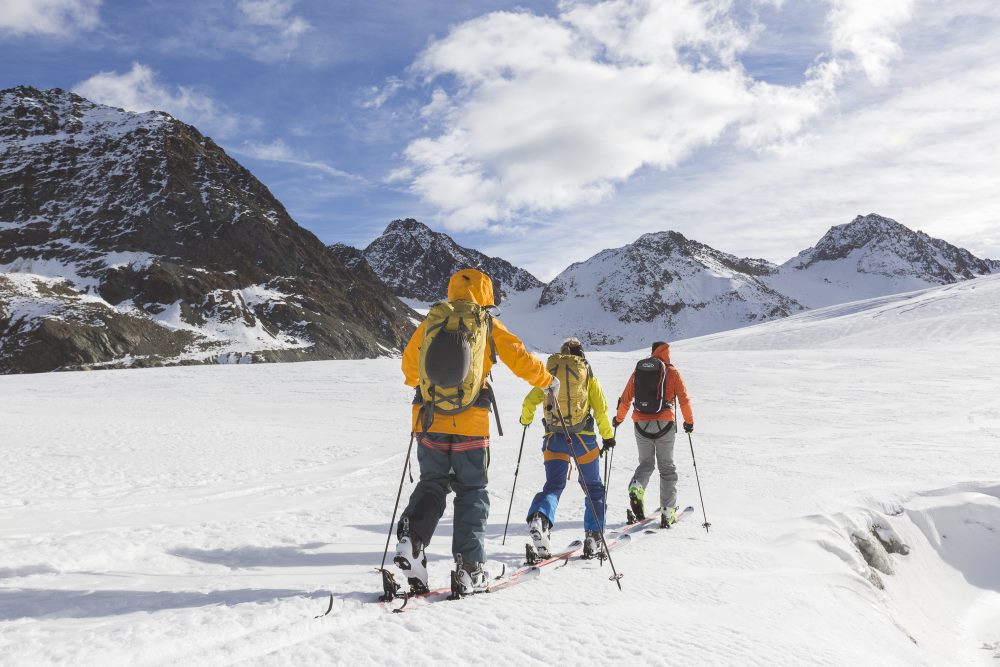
[447,268,495,306]
[652,342,671,364]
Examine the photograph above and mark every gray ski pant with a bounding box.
[629,420,677,511]
[399,433,490,564]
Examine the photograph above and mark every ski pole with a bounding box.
[550,392,623,590]
[602,424,617,526]
[686,431,711,533]
[501,425,528,545]
[379,432,416,571]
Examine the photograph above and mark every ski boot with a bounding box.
[450,555,489,598]
[660,506,678,529]
[582,530,605,560]
[393,518,429,594]
[526,512,552,563]
[628,482,646,521]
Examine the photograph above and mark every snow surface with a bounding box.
[1,278,998,665]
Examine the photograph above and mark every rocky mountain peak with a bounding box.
[786,213,996,284]
[531,229,800,347]
[355,218,543,302]
[1,86,415,373]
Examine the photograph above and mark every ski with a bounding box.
[577,506,695,564]
[377,540,583,613]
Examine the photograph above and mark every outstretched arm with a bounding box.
[492,319,553,389]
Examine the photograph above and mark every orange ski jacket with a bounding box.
[614,343,694,425]
[402,269,553,436]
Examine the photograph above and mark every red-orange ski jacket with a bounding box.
[615,343,694,425]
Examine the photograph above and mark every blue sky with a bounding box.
[2,0,998,280]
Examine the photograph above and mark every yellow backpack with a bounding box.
[417,299,497,431]
[544,353,592,433]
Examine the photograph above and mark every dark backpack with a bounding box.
[633,357,669,414]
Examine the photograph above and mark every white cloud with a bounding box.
[237,0,311,38]
[493,6,1000,276]
[73,63,244,138]
[361,77,404,110]
[828,0,914,85]
[236,139,363,181]
[160,0,317,64]
[0,0,100,36]
[399,0,913,231]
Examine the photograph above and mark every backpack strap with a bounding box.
[486,312,497,364]
[637,421,675,439]
[487,384,503,436]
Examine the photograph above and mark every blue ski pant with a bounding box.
[525,431,606,532]
[399,433,490,564]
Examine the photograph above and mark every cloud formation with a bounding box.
[0,0,100,36]
[73,63,244,138]
[400,0,915,231]
[236,139,362,181]
[158,0,318,65]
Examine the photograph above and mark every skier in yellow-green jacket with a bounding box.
[519,337,615,560]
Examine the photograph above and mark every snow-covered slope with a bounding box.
[766,213,996,308]
[339,218,543,303]
[683,273,1000,351]
[0,86,414,372]
[2,262,996,664]
[502,230,803,350]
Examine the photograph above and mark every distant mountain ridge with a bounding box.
[0,86,415,373]
[351,213,996,350]
[527,230,802,347]
[331,218,543,303]
[767,213,997,308]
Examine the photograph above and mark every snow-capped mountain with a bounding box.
[339,218,543,303]
[0,86,415,373]
[766,213,997,308]
[502,230,804,349]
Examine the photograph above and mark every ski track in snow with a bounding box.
[1,278,999,665]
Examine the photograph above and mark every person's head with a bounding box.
[560,337,585,358]
[651,341,668,355]
[447,268,497,306]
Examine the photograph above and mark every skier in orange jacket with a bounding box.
[614,341,694,527]
[395,268,554,596]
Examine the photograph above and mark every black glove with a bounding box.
[683,422,694,433]
[611,417,622,428]
[601,437,616,453]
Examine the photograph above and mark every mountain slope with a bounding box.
[0,86,415,372]
[766,213,997,308]
[346,218,543,303]
[683,273,1000,351]
[503,230,803,349]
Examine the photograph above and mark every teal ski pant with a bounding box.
[398,433,490,564]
